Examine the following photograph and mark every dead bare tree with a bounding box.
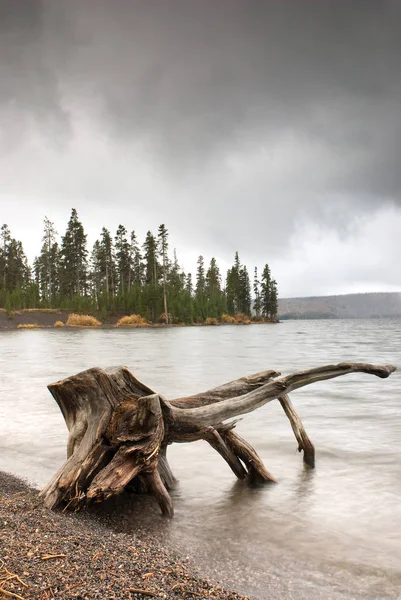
[40,362,396,515]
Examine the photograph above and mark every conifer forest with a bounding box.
[0,209,278,324]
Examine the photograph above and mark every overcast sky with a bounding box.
[1,0,401,298]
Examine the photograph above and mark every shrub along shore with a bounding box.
[0,309,278,330]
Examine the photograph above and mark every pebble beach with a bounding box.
[0,471,249,600]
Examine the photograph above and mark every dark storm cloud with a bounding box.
[2,0,401,201]
[55,0,401,200]
[0,1,69,146]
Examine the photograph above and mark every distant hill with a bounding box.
[278,292,401,319]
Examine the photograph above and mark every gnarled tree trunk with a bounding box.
[40,363,396,514]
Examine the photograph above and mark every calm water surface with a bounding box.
[0,320,400,599]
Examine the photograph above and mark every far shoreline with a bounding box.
[0,308,279,330]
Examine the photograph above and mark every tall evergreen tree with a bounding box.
[269,279,278,320]
[253,267,262,317]
[158,224,169,325]
[195,255,206,320]
[0,225,33,309]
[142,231,160,321]
[115,225,130,296]
[0,224,11,292]
[35,217,59,303]
[59,209,88,298]
[97,228,116,308]
[167,249,185,323]
[128,231,143,290]
[205,257,224,318]
[238,265,251,315]
[226,252,250,315]
[261,263,272,318]
[185,272,193,296]
[143,232,159,286]
[181,272,194,323]
[6,238,30,292]
[225,267,236,315]
[89,240,102,309]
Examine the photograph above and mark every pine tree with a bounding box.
[177,271,193,324]
[143,232,159,286]
[195,255,206,320]
[261,263,272,319]
[158,224,169,325]
[225,267,236,315]
[225,252,245,315]
[269,279,278,320]
[0,224,11,292]
[6,238,30,292]
[0,225,32,309]
[238,265,251,315]
[128,231,143,290]
[59,209,88,299]
[167,249,184,323]
[97,228,116,309]
[205,257,224,318]
[89,240,102,309]
[185,273,193,296]
[142,231,160,321]
[253,267,262,318]
[35,217,59,303]
[115,225,131,296]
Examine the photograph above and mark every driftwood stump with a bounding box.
[40,363,396,515]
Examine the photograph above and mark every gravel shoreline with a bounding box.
[0,471,250,600]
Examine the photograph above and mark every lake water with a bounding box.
[0,320,400,599]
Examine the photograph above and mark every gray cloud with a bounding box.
[1,0,401,295]
[0,1,70,148]
[60,1,401,198]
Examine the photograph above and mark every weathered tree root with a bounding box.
[279,394,315,467]
[39,363,396,514]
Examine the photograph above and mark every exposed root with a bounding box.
[143,469,174,517]
[219,429,277,483]
[204,426,248,480]
[279,394,315,467]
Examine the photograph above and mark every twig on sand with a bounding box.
[128,588,159,597]
[40,554,66,561]
[0,561,28,600]
[0,589,26,600]
[0,573,28,589]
